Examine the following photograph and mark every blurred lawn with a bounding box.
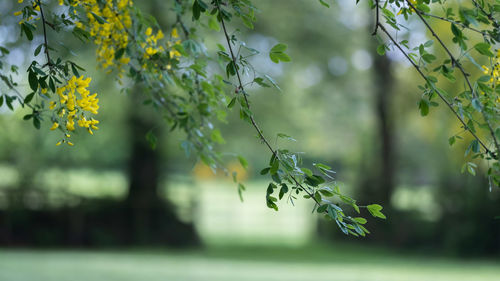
[1,244,499,281]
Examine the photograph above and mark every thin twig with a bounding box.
[420,11,488,37]
[36,0,51,68]
[175,0,190,37]
[372,0,379,35]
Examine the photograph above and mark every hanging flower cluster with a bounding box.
[167,28,182,60]
[142,27,165,58]
[50,75,99,146]
[66,0,133,71]
[14,0,41,24]
[481,50,500,103]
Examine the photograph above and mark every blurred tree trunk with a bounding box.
[123,0,199,246]
[372,52,395,206]
[359,47,395,205]
[357,40,397,242]
[125,100,161,243]
[123,89,199,246]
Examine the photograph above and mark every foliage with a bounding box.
[370,0,500,187]
[9,0,500,236]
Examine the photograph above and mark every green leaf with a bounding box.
[238,183,245,202]
[270,43,288,53]
[210,129,225,144]
[208,15,220,31]
[91,12,108,24]
[23,92,35,104]
[319,189,334,197]
[226,61,237,77]
[277,133,296,142]
[238,155,248,169]
[318,0,330,8]
[450,23,461,38]
[367,204,386,219]
[269,44,291,64]
[317,204,328,213]
[422,54,436,63]
[71,63,80,77]
[34,44,43,56]
[448,136,456,146]
[474,42,494,57]
[260,167,270,175]
[377,44,386,55]
[253,77,270,87]
[114,48,125,59]
[270,158,279,175]
[49,77,56,93]
[353,217,367,224]
[418,99,429,116]
[33,117,40,130]
[192,0,201,20]
[232,171,237,183]
[264,74,281,91]
[279,184,289,200]
[301,167,313,177]
[28,70,38,91]
[471,98,482,112]
[227,97,236,108]
[21,23,33,41]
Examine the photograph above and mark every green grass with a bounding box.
[1,244,499,281]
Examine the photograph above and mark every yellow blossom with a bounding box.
[145,47,157,56]
[482,65,489,74]
[50,122,59,130]
[171,28,179,38]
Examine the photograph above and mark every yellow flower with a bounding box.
[67,141,74,146]
[482,65,489,74]
[50,122,59,130]
[18,0,23,3]
[56,141,63,146]
[120,57,130,64]
[14,11,22,16]
[171,28,179,38]
[156,30,164,40]
[145,27,153,36]
[145,47,157,56]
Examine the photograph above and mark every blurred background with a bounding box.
[1,0,499,280]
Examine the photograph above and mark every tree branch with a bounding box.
[215,2,320,204]
[36,0,52,69]
[419,11,489,37]
[405,0,500,158]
